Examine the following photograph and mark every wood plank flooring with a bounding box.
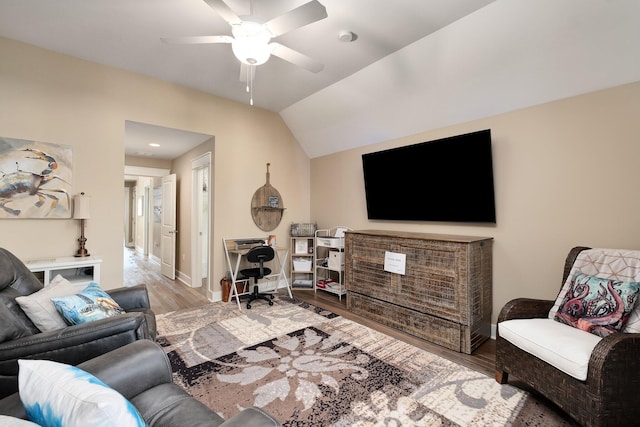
[124,246,495,377]
[123,247,209,313]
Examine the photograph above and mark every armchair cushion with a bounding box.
[553,272,640,337]
[14,275,87,332]
[499,318,601,380]
[18,359,145,427]
[51,282,125,326]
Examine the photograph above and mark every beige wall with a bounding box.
[4,34,639,324]
[125,155,172,170]
[311,81,640,323]
[0,37,311,295]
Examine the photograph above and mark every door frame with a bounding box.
[124,166,170,259]
[191,152,212,292]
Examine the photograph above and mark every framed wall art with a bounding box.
[0,137,73,219]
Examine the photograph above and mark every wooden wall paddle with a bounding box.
[251,163,284,231]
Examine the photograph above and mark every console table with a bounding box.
[345,230,492,354]
[25,256,102,286]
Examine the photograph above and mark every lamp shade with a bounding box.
[73,193,91,219]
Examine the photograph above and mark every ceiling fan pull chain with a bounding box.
[249,64,255,106]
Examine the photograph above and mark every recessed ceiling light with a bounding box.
[149,143,160,147]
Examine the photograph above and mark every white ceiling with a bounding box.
[1,0,639,160]
[0,0,493,159]
[0,0,493,112]
[124,121,213,160]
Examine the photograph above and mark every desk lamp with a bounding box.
[73,192,91,257]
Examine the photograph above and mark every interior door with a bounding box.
[160,174,177,279]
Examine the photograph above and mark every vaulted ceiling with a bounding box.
[1,0,638,159]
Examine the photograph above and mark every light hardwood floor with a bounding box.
[123,247,209,313]
[124,246,495,377]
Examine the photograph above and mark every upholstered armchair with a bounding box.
[496,246,640,427]
[0,247,156,398]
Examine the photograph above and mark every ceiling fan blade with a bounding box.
[270,43,324,73]
[161,35,233,44]
[204,0,242,25]
[264,0,328,37]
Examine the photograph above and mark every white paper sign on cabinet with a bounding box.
[383,251,406,275]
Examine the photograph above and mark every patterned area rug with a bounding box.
[155,297,576,426]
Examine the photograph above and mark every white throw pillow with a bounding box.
[18,359,146,427]
[15,275,87,331]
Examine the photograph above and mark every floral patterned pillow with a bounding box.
[554,272,640,338]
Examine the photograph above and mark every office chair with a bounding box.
[240,245,275,309]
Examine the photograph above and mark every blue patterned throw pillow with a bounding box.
[554,272,640,337]
[51,282,125,326]
[18,359,146,427]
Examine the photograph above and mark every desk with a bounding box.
[25,256,102,286]
[223,237,291,309]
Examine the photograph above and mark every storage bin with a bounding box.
[293,258,313,271]
[316,237,344,248]
[290,223,317,237]
[328,251,344,270]
[292,279,313,288]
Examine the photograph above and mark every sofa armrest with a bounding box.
[497,298,555,323]
[221,406,282,427]
[78,340,172,400]
[0,312,150,375]
[109,284,152,311]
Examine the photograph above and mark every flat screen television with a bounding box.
[362,129,496,223]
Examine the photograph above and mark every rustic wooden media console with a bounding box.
[345,230,493,354]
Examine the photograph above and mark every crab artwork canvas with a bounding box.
[0,137,72,219]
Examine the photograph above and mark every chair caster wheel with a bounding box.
[268,301,274,306]
[269,294,275,299]
[246,304,251,309]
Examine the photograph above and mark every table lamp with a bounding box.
[73,192,91,257]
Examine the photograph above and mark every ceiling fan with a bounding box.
[162,0,328,104]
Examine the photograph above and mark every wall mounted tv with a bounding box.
[362,129,496,223]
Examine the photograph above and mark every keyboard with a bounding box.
[235,239,265,245]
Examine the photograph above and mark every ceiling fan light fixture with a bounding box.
[231,37,271,65]
[230,21,272,66]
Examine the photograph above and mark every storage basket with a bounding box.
[316,237,344,248]
[290,223,317,237]
[293,258,313,271]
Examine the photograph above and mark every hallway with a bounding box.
[123,247,209,314]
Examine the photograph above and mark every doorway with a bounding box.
[124,120,214,301]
